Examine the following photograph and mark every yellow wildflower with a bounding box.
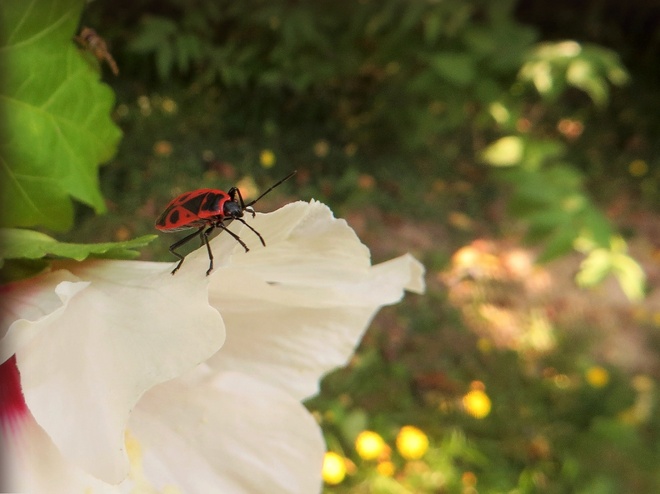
[322,452,346,485]
[355,430,387,460]
[396,426,429,460]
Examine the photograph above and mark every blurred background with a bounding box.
[71,1,659,492]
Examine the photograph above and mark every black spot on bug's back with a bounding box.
[200,192,226,213]
[180,194,207,214]
[169,209,180,224]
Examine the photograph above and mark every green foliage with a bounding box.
[82,0,648,302]
[119,0,536,160]
[0,0,154,280]
[575,236,646,301]
[0,229,155,266]
[2,0,653,491]
[519,41,630,107]
[312,291,660,493]
[0,0,121,232]
[480,41,645,300]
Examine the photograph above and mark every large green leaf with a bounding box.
[0,0,122,231]
[0,228,157,265]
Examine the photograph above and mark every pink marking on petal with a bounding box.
[0,356,28,432]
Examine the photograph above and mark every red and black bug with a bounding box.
[156,171,296,276]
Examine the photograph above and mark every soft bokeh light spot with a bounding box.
[137,95,151,116]
[557,118,584,140]
[462,471,477,487]
[396,426,429,460]
[377,460,395,477]
[628,159,648,177]
[585,366,610,388]
[462,389,492,419]
[553,374,571,389]
[322,452,346,485]
[259,149,276,168]
[313,139,330,158]
[161,97,177,114]
[355,430,387,460]
[153,140,173,157]
[357,174,375,190]
[235,176,258,200]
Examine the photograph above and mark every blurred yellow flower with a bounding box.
[462,389,492,419]
[628,159,648,177]
[322,452,346,485]
[355,430,386,460]
[376,460,395,477]
[161,97,178,114]
[260,149,276,168]
[585,366,609,388]
[313,139,330,157]
[396,426,429,460]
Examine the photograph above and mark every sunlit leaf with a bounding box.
[576,248,611,288]
[481,136,524,167]
[0,228,156,264]
[566,59,608,107]
[576,237,646,302]
[612,254,646,302]
[0,0,122,231]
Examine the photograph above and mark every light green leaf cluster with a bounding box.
[0,0,121,231]
[575,235,646,302]
[518,40,630,107]
[480,39,644,301]
[0,0,153,274]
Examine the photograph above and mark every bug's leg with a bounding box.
[168,227,205,275]
[202,225,216,276]
[216,221,250,253]
[236,218,266,246]
[228,187,255,217]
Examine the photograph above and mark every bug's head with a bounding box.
[223,200,244,219]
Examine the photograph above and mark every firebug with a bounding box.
[156,171,296,275]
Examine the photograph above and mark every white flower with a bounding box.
[203,201,425,401]
[1,258,225,490]
[1,200,424,493]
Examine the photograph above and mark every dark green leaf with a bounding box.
[430,52,476,86]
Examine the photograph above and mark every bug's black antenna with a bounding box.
[244,171,297,208]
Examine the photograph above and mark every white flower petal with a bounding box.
[1,358,118,494]
[205,201,426,400]
[126,369,325,494]
[6,260,225,483]
[2,416,121,494]
[0,270,88,363]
